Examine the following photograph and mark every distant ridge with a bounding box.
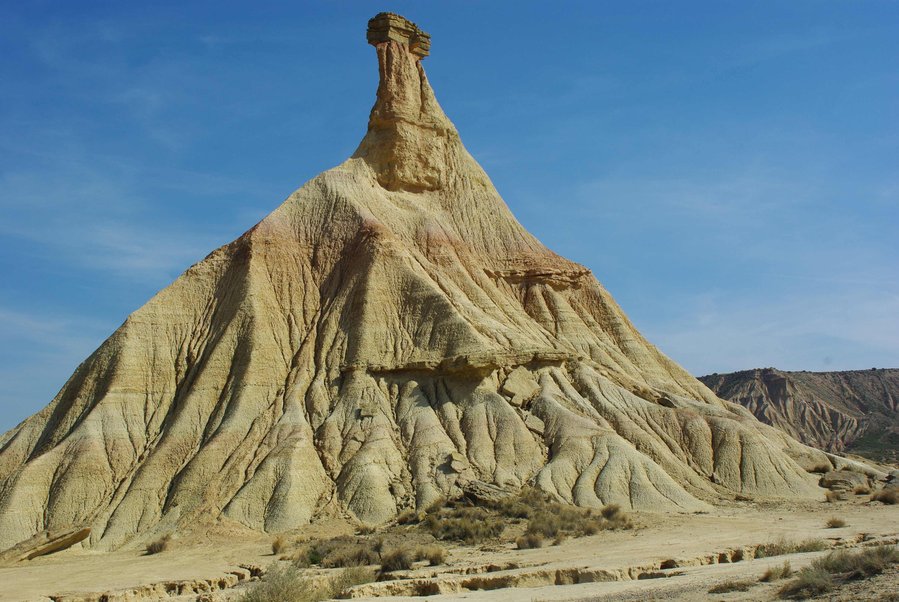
[700,368,899,462]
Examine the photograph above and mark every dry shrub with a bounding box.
[760,560,793,582]
[298,536,381,568]
[526,511,561,538]
[396,508,420,525]
[145,534,171,555]
[825,489,844,503]
[871,489,898,505]
[809,463,831,474]
[330,567,376,596]
[379,548,413,573]
[424,497,447,514]
[516,533,543,549]
[754,538,828,559]
[522,499,630,540]
[813,545,899,576]
[778,546,899,600]
[579,519,602,536]
[424,489,631,546]
[239,565,374,602]
[708,579,755,594]
[271,535,286,555]
[854,484,872,495]
[779,566,834,599]
[600,503,622,520]
[414,545,446,566]
[422,506,504,544]
[238,565,304,602]
[825,517,846,528]
[492,487,545,519]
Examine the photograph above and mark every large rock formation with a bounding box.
[700,368,899,462]
[0,13,828,552]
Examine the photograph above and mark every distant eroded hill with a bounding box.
[700,368,899,462]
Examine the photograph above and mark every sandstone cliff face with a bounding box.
[700,368,899,462]
[0,14,827,551]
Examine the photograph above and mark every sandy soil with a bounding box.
[1,497,896,601]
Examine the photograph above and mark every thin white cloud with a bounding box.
[648,288,899,375]
[0,136,269,283]
[0,305,115,431]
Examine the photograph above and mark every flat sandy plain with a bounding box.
[3,494,897,602]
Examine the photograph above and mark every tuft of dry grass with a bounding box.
[145,534,171,555]
[379,548,413,573]
[600,503,622,520]
[422,506,505,544]
[396,508,420,525]
[778,546,899,599]
[422,489,631,547]
[825,517,846,529]
[516,533,544,549]
[271,535,286,556]
[760,560,793,582]
[779,566,834,599]
[854,484,872,495]
[708,579,756,593]
[414,545,446,566]
[330,567,377,596]
[814,545,899,576]
[809,463,832,474]
[871,489,898,505]
[238,565,375,602]
[238,565,304,602]
[491,487,544,519]
[523,501,631,540]
[424,497,447,514]
[825,489,844,503]
[754,538,828,559]
[296,536,381,568]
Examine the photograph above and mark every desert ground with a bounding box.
[3,492,896,602]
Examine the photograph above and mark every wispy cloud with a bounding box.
[0,305,114,431]
[0,306,110,361]
[726,30,847,70]
[0,135,267,283]
[648,288,899,375]
[536,162,899,375]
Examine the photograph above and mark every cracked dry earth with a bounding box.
[2,498,896,601]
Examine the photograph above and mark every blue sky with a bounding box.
[1,1,898,432]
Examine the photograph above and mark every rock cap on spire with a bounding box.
[367,12,430,58]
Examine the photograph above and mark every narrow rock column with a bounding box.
[354,13,458,192]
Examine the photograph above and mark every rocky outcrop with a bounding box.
[0,13,827,552]
[819,470,870,492]
[0,526,90,565]
[700,368,899,461]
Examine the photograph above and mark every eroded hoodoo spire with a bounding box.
[366,12,431,58]
[354,13,458,192]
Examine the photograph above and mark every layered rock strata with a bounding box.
[0,13,828,551]
[701,368,899,461]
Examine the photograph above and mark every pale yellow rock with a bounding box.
[0,526,90,565]
[502,366,540,407]
[0,13,829,551]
